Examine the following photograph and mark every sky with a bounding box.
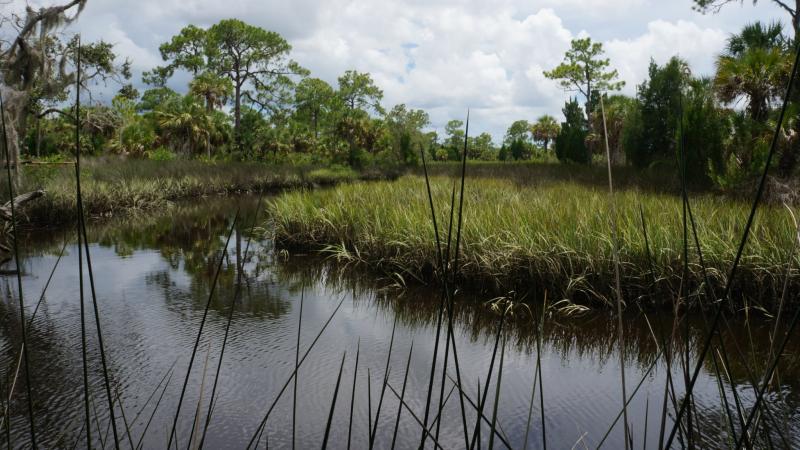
[4,0,790,140]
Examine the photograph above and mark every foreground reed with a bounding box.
[270,175,798,311]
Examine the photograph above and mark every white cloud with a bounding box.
[605,20,728,95]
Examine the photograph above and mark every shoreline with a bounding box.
[8,157,402,227]
[270,175,800,313]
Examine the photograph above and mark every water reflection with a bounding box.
[0,195,797,449]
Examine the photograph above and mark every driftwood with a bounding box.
[0,190,46,267]
[0,190,46,222]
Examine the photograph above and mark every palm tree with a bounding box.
[189,71,233,112]
[714,22,789,122]
[531,115,561,151]
[156,95,212,157]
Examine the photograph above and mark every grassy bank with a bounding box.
[270,175,799,310]
[8,157,400,226]
[420,161,692,193]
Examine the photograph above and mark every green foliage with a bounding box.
[504,120,532,145]
[156,24,208,76]
[444,120,465,160]
[509,140,527,161]
[714,22,789,122]
[555,98,589,164]
[385,104,430,165]
[679,79,726,185]
[498,144,509,161]
[337,70,384,114]
[189,71,233,111]
[544,37,625,112]
[138,87,180,112]
[147,147,177,161]
[503,120,534,160]
[470,132,497,160]
[532,115,560,151]
[294,77,337,141]
[271,174,796,304]
[627,57,690,168]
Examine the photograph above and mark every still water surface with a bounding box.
[0,196,798,449]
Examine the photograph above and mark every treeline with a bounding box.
[547,22,799,190]
[24,18,561,168]
[7,8,800,191]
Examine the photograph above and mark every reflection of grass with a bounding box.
[270,175,798,309]
[10,158,399,226]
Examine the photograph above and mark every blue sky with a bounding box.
[6,0,789,140]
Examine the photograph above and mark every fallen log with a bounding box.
[0,190,46,221]
[0,190,46,268]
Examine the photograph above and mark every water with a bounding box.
[0,196,798,449]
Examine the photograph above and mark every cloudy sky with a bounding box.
[6,0,789,139]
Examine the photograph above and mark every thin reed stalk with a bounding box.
[385,383,444,450]
[443,373,512,449]
[347,339,360,450]
[0,78,37,450]
[136,369,175,449]
[321,351,347,449]
[72,40,122,449]
[468,306,506,450]
[246,296,346,448]
[437,113,470,448]
[487,332,505,450]
[390,343,413,450]
[601,96,630,450]
[293,285,304,450]
[197,200,264,448]
[418,142,450,450]
[370,316,397,448]
[167,211,239,448]
[0,238,66,433]
[665,39,800,449]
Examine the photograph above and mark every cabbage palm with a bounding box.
[714,22,789,122]
[156,96,212,156]
[531,115,560,151]
[189,71,233,112]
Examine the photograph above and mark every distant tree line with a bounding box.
[2,0,799,191]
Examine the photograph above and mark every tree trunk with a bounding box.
[778,128,799,177]
[794,2,799,37]
[313,109,319,140]
[35,118,42,158]
[234,74,242,152]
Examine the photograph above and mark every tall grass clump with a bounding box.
[6,159,393,226]
[270,176,799,310]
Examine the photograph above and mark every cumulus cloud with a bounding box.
[3,0,785,138]
[605,20,728,95]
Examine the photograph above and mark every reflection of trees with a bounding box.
[92,197,292,317]
[276,257,800,384]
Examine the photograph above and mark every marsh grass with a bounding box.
[270,175,799,310]
[8,158,395,226]
[420,160,693,194]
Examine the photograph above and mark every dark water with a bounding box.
[0,196,798,449]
